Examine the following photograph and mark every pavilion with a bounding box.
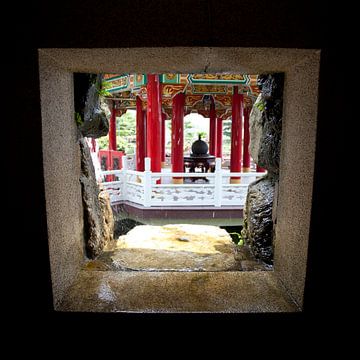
[98,73,266,220]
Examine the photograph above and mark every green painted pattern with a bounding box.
[191,85,227,94]
[134,74,147,87]
[106,75,130,92]
[160,74,180,84]
[188,74,249,85]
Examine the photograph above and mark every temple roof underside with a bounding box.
[104,73,260,119]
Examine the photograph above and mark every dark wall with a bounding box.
[13,0,346,327]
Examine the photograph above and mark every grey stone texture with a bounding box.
[39,54,85,307]
[257,73,284,175]
[274,55,320,306]
[59,270,298,313]
[39,48,320,310]
[79,138,114,258]
[249,94,264,164]
[244,73,284,264]
[79,74,109,138]
[98,187,115,246]
[243,176,275,264]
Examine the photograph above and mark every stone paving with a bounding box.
[60,224,276,312]
[84,224,270,272]
[59,270,296,313]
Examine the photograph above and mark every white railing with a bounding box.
[100,156,266,207]
[125,154,136,170]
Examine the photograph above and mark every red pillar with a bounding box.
[146,74,162,175]
[256,164,266,172]
[161,112,167,167]
[136,97,145,172]
[215,117,223,159]
[109,101,117,151]
[242,107,251,172]
[91,138,96,152]
[143,111,147,157]
[230,86,244,183]
[209,100,217,155]
[172,93,185,184]
[171,112,174,166]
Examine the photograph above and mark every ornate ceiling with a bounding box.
[104,73,260,119]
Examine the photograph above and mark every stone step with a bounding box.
[59,270,298,313]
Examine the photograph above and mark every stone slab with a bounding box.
[59,270,299,313]
[102,224,242,271]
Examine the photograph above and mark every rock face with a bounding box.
[249,94,264,165]
[98,187,114,245]
[257,74,284,175]
[243,73,284,264]
[250,73,284,175]
[103,224,242,271]
[74,73,109,138]
[113,217,143,239]
[242,177,275,264]
[79,138,114,258]
[80,74,109,138]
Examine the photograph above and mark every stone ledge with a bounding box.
[58,270,299,313]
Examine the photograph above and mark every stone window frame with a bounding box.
[39,48,320,312]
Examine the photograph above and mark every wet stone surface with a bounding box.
[83,224,269,272]
[59,270,295,313]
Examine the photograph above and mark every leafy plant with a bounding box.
[228,232,244,246]
[222,119,232,157]
[75,112,83,126]
[97,81,112,97]
[198,131,207,139]
[97,110,137,154]
[255,99,265,111]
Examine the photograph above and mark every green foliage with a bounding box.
[117,111,136,137]
[240,218,248,244]
[117,137,130,153]
[222,119,232,156]
[228,232,244,246]
[75,112,83,126]
[97,110,136,154]
[222,119,231,137]
[97,135,128,152]
[183,118,209,153]
[117,111,136,154]
[97,136,109,149]
[198,131,207,138]
[97,81,112,97]
[167,117,210,154]
[184,119,193,130]
[255,99,265,111]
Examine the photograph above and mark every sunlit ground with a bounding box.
[114,224,232,254]
[99,224,243,271]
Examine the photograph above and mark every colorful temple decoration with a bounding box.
[104,73,260,118]
[103,73,262,182]
[189,73,249,84]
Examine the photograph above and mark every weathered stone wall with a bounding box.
[98,187,115,246]
[243,177,275,264]
[79,138,114,258]
[274,56,320,305]
[39,53,85,308]
[76,73,114,258]
[256,74,284,175]
[74,73,109,138]
[243,73,284,264]
[39,56,114,307]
